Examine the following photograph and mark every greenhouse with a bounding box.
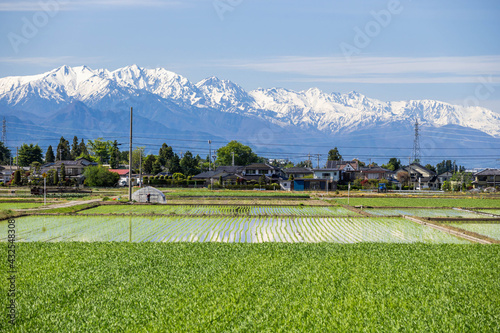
[132,186,166,203]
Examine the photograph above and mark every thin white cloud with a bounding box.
[0,0,187,11]
[215,55,500,84]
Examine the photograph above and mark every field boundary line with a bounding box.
[459,208,500,218]
[338,204,373,217]
[403,216,495,244]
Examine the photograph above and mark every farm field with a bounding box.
[1,243,498,332]
[163,189,309,198]
[80,204,357,216]
[448,223,500,241]
[0,215,470,243]
[334,197,500,208]
[365,208,483,218]
[0,202,43,209]
[477,209,500,216]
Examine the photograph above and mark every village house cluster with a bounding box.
[2,157,499,192]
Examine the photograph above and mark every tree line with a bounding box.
[6,139,467,178]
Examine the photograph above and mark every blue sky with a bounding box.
[1,0,499,111]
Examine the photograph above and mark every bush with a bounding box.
[102,197,111,201]
[83,166,120,187]
[172,173,185,180]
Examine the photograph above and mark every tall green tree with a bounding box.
[119,151,129,164]
[158,143,174,167]
[131,147,145,173]
[60,163,66,182]
[12,170,21,185]
[79,139,89,156]
[142,155,156,174]
[425,164,437,173]
[382,158,402,171]
[180,151,199,176]
[109,140,120,169]
[215,141,259,166]
[436,160,462,175]
[327,147,342,161]
[45,145,55,163]
[56,136,71,161]
[71,136,81,160]
[152,159,162,175]
[0,141,11,164]
[18,143,43,166]
[167,153,182,174]
[53,168,59,185]
[87,138,112,164]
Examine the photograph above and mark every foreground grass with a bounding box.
[335,197,500,208]
[1,243,498,332]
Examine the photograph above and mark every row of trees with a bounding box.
[7,139,469,178]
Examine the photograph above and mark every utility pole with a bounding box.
[231,152,235,166]
[408,157,412,191]
[16,147,19,170]
[208,140,212,171]
[308,153,311,168]
[139,148,142,188]
[128,107,133,201]
[316,154,320,169]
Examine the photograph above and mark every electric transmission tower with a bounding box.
[1,117,5,143]
[412,119,421,163]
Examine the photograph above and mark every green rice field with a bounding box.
[1,243,498,332]
[163,189,309,197]
[477,209,500,216]
[81,204,357,216]
[365,208,483,218]
[335,197,500,208]
[0,202,43,209]
[0,216,470,243]
[448,223,500,241]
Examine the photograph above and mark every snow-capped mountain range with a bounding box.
[1,65,499,166]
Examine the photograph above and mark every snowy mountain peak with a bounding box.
[1,65,500,138]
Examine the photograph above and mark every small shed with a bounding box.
[132,186,166,203]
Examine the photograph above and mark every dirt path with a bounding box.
[403,215,494,244]
[15,199,103,212]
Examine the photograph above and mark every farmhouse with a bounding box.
[356,166,393,180]
[402,163,439,190]
[40,158,97,183]
[283,167,313,179]
[473,169,500,189]
[324,160,359,182]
